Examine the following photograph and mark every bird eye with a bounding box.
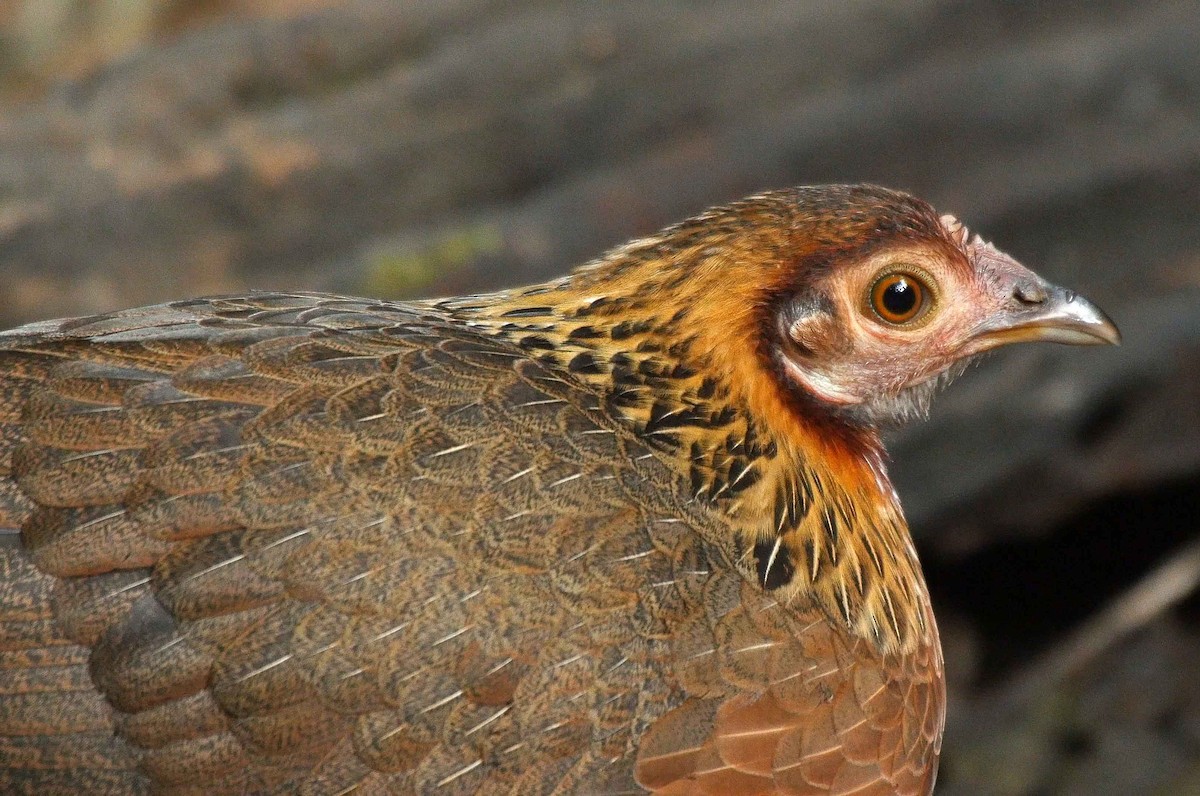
[869,272,928,324]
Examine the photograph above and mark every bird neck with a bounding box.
[438,231,933,654]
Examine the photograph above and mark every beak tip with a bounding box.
[970,285,1122,351]
[1076,299,1121,347]
[1028,284,1122,348]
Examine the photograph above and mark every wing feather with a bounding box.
[0,293,943,794]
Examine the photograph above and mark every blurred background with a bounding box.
[0,1,1197,793]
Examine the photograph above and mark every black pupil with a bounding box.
[882,278,917,316]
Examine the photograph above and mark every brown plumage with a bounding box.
[0,185,1118,794]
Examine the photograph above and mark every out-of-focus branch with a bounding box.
[998,535,1200,712]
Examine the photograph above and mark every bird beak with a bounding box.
[968,280,1122,353]
[951,231,1121,355]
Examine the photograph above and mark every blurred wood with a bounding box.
[940,537,1200,796]
[1000,535,1200,712]
[0,1,1195,318]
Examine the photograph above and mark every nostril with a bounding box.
[1013,282,1047,305]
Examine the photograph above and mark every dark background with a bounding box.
[0,2,1197,793]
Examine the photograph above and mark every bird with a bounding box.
[0,184,1118,795]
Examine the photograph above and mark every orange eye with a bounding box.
[870,272,928,324]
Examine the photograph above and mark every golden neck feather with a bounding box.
[437,205,933,654]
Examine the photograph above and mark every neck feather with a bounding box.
[436,217,933,654]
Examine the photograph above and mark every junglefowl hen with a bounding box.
[0,185,1118,795]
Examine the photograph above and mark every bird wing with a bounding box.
[0,292,940,795]
[634,576,944,795]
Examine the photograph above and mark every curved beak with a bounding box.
[968,281,1121,353]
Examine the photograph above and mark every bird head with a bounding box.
[754,186,1120,427]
